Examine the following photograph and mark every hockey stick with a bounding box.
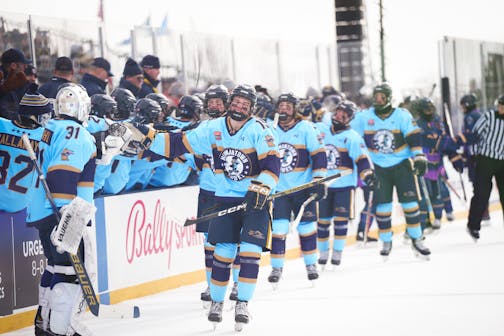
[363,190,374,244]
[184,171,351,226]
[291,193,318,228]
[443,103,467,202]
[418,176,435,225]
[439,174,463,201]
[21,134,140,319]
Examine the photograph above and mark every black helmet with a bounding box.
[373,82,393,114]
[332,100,358,131]
[176,95,203,120]
[276,92,299,122]
[460,94,477,112]
[146,92,174,117]
[204,84,229,118]
[255,92,274,120]
[111,88,136,120]
[132,98,162,124]
[497,94,504,106]
[90,94,117,119]
[228,84,257,121]
[417,97,436,120]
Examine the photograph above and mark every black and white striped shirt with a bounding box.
[472,110,504,160]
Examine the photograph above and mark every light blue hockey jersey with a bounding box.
[26,118,96,224]
[150,116,280,198]
[316,123,372,188]
[0,118,45,213]
[350,107,422,168]
[270,120,327,192]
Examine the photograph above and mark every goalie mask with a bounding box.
[55,83,91,125]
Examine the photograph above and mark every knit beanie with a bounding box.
[19,83,53,116]
[123,58,142,77]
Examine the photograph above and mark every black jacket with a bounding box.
[80,73,107,97]
[119,77,140,98]
[39,76,71,99]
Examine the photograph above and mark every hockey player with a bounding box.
[267,92,327,286]
[194,85,230,304]
[350,83,431,260]
[316,100,374,266]
[254,92,275,121]
[26,83,96,336]
[98,88,137,195]
[147,95,201,188]
[148,84,281,330]
[0,84,49,214]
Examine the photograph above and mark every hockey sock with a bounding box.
[376,203,393,242]
[232,245,241,283]
[210,243,237,302]
[271,219,289,268]
[204,240,215,286]
[237,242,261,302]
[402,201,422,239]
[333,217,348,252]
[317,217,331,253]
[298,221,317,266]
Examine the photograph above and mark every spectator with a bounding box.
[39,56,74,98]
[80,57,113,96]
[25,64,38,84]
[0,48,30,118]
[119,58,143,97]
[138,55,161,98]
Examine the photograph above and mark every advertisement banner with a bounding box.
[0,212,14,316]
[102,186,205,291]
[12,210,46,309]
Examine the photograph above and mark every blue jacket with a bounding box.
[39,76,71,99]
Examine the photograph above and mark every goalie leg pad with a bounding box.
[49,282,87,335]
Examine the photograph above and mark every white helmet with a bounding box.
[55,83,91,124]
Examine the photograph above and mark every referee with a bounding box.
[467,94,504,240]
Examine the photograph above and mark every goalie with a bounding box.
[26,83,98,336]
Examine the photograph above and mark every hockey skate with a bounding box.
[234,300,250,332]
[431,219,441,231]
[466,227,480,242]
[446,212,455,221]
[380,241,392,261]
[268,267,283,290]
[306,264,318,285]
[331,250,342,266]
[318,251,329,270]
[411,237,431,260]
[229,282,238,301]
[200,286,211,309]
[208,301,224,330]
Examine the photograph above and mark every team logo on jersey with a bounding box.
[368,119,375,126]
[61,148,74,161]
[219,148,251,181]
[325,144,340,170]
[214,131,222,140]
[278,142,299,173]
[372,129,396,154]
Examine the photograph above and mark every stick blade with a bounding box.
[97,303,141,319]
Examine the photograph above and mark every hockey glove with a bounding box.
[361,169,376,190]
[306,177,327,202]
[245,180,271,211]
[450,154,464,174]
[413,154,428,176]
[121,122,157,157]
